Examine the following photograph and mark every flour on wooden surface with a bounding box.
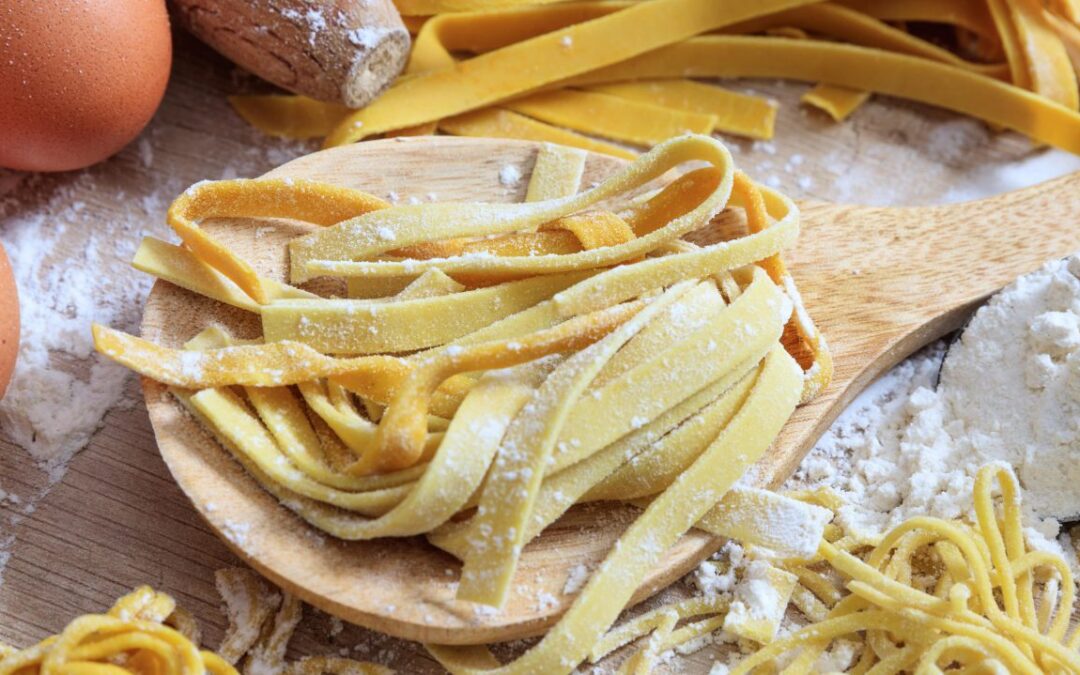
[0,123,312,480]
[791,254,1080,552]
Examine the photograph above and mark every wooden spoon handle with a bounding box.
[759,170,1080,489]
[173,0,410,108]
[794,170,1080,344]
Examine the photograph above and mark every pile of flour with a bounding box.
[794,253,1080,548]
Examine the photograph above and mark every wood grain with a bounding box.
[139,136,1080,645]
[2,28,1077,674]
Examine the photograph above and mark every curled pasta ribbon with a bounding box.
[168,179,388,304]
[0,587,238,675]
[289,135,738,283]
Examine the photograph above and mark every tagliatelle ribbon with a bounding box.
[588,79,778,140]
[167,179,388,304]
[565,35,1080,154]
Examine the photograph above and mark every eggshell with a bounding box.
[0,244,18,400]
[0,0,172,172]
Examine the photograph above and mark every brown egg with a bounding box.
[0,0,172,172]
[0,243,18,400]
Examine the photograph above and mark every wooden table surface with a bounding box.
[0,28,1075,674]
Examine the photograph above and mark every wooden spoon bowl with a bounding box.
[140,137,1080,645]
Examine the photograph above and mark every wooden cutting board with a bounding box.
[2,31,1077,673]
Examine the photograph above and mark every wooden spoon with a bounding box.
[140,137,1080,645]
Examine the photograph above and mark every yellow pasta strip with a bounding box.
[566,36,1080,154]
[506,90,717,147]
[168,178,387,304]
[262,272,591,354]
[133,237,315,313]
[555,269,789,471]
[988,0,1079,108]
[325,0,821,145]
[406,1,627,76]
[364,301,643,474]
[429,344,757,560]
[588,280,723,389]
[616,609,677,675]
[346,275,416,299]
[190,388,413,516]
[427,346,802,675]
[589,80,777,140]
[93,323,409,391]
[728,3,1009,78]
[395,0,580,17]
[695,487,832,559]
[525,143,588,202]
[439,108,636,160]
[391,267,465,299]
[246,385,424,491]
[590,595,729,663]
[228,95,350,140]
[1043,7,1080,74]
[802,83,872,121]
[838,0,998,40]
[455,282,693,606]
[296,380,378,454]
[292,135,735,283]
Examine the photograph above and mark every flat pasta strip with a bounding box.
[589,79,778,140]
[554,269,790,470]
[428,359,759,560]
[168,178,388,304]
[438,108,636,160]
[728,3,1009,78]
[524,143,588,202]
[190,388,414,516]
[565,36,1080,154]
[722,564,799,644]
[801,83,871,121]
[505,89,717,147]
[228,95,350,140]
[262,272,592,354]
[133,237,315,313]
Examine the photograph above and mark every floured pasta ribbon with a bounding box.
[228,0,1080,157]
[95,134,834,674]
[0,587,236,675]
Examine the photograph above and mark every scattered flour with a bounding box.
[0,123,312,481]
[792,254,1080,552]
[498,164,522,187]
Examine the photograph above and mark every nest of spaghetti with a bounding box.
[94,134,832,670]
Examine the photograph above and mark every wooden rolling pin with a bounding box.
[171,0,410,108]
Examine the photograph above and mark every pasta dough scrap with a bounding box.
[589,79,778,140]
[801,83,871,121]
